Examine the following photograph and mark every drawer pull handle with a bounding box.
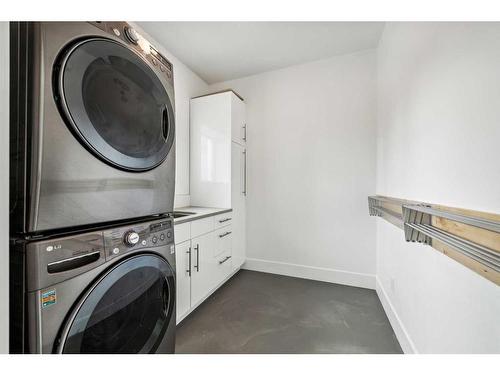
[219,231,232,238]
[219,256,232,265]
[218,218,232,223]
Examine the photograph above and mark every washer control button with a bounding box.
[141,240,147,246]
[112,248,120,255]
[160,233,165,241]
[166,231,172,238]
[152,236,158,244]
[124,231,140,246]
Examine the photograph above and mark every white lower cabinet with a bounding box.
[175,240,191,321]
[174,215,237,323]
[190,231,217,306]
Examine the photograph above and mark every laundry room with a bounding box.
[0,0,499,373]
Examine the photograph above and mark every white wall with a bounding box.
[377,22,500,353]
[210,50,377,288]
[132,23,209,208]
[0,22,9,354]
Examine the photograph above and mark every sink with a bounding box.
[171,211,196,218]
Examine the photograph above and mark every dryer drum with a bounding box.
[54,37,175,172]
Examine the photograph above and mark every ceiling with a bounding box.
[138,22,385,84]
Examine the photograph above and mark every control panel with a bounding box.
[89,21,174,85]
[103,218,174,260]
[27,217,175,291]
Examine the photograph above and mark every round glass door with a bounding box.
[54,38,175,171]
[59,255,175,354]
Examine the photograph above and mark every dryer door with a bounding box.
[58,254,175,353]
[55,38,175,172]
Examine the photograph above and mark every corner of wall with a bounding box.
[375,276,417,353]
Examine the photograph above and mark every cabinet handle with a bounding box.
[242,124,247,142]
[194,244,200,272]
[219,255,232,265]
[186,247,192,276]
[218,218,232,223]
[218,231,232,238]
[242,149,247,196]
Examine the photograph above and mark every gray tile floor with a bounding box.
[175,270,402,354]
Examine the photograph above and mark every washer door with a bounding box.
[55,38,175,172]
[58,254,175,353]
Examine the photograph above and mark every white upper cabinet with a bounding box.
[190,92,232,208]
[190,91,245,208]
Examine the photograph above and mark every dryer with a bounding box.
[10,22,176,235]
[23,217,176,353]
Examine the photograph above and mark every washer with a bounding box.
[25,217,176,353]
[10,22,176,234]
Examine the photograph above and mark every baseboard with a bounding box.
[375,276,417,354]
[242,257,376,290]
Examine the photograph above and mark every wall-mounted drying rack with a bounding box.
[368,196,404,229]
[369,195,500,286]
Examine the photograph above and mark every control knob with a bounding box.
[124,231,140,246]
[124,26,140,44]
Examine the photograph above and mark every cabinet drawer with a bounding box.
[216,249,233,284]
[214,212,233,229]
[174,222,191,245]
[191,216,214,238]
[213,226,232,257]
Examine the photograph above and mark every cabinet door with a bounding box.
[231,94,246,146]
[190,93,231,208]
[190,232,218,306]
[231,143,246,270]
[175,240,192,322]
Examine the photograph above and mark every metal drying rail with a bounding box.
[368,195,500,285]
[402,204,500,273]
[403,204,500,234]
[368,196,404,229]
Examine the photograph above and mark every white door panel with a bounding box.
[175,240,192,322]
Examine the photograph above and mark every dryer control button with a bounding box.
[112,248,120,255]
[152,236,158,244]
[124,26,140,44]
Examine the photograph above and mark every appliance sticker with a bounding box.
[41,289,56,308]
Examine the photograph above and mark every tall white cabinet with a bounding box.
[190,91,247,270]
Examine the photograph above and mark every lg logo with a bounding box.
[46,244,62,252]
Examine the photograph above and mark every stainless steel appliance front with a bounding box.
[10,22,176,234]
[25,217,176,353]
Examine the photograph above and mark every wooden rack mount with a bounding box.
[368,196,500,286]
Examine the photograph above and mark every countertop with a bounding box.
[173,206,232,225]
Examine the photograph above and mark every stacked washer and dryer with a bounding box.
[10,22,177,353]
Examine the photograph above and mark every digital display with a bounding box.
[150,221,172,232]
